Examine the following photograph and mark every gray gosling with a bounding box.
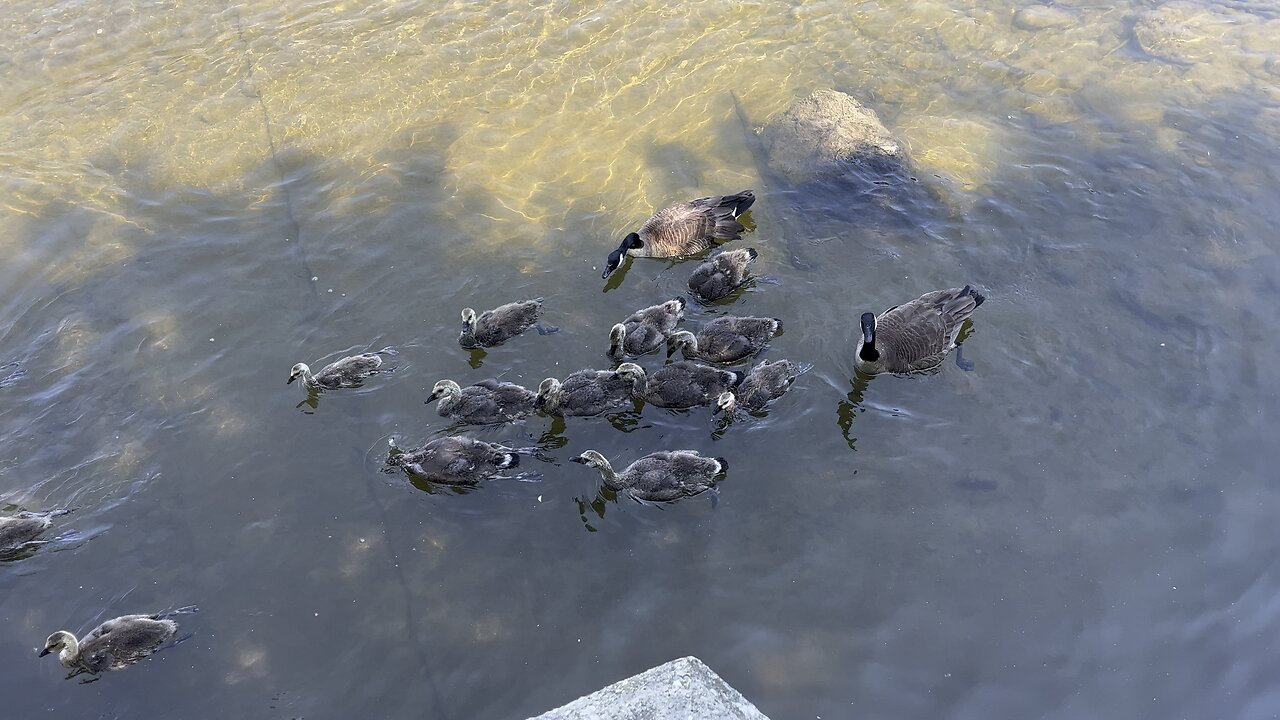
[387,436,519,485]
[572,450,727,502]
[536,370,633,417]
[40,607,195,678]
[857,285,986,374]
[716,359,813,415]
[667,316,781,363]
[288,348,394,389]
[459,299,547,349]
[614,361,740,409]
[602,191,755,278]
[426,379,537,425]
[0,511,65,555]
[608,298,686,360]
[687,248,757,303]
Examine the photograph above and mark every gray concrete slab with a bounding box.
[528,656,770,720]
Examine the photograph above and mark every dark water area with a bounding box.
[2,0,1280,718]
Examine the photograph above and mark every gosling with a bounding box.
[687,248,757,303]
[667,316,781,363]
[572,450,726,503]
[715,359,812,415]
[288,348,394,389]
[607,298,686,360]
[40,607,195,678]
[459,299,551,349]
[0,510,73,556]
[536,370,633,417]
[387,436,520,485]
[614,361,740,409]
[426,378,537,425]
[602,191,755,278]
[857,285,986,373]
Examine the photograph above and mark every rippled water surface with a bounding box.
[2,0,1279,717]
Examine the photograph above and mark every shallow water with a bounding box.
[2,0,1279,717]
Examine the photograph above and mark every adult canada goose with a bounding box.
[607,298,686,360]
[571,450,726,502]
[687,248,757,303]
[602,191,755,278]
[426,379,537,425]
[387,436,520,485]
[856,285,986,374]
[287,348,395,389]
[0,509,73,556]
[459,300,553,349]
[667,316,781,363]
[614,361,740,409]
[716,359,812,415]
[40,607,196,678]
[536,370,633,417]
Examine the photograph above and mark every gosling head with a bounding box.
[425,379,462,404]
[663,297,687,317]
[39,630,77,663]
[287,363,310,385]
[614,362,646,385]
[714,391,737,416]
[666,330,698,358]
[571,450,610,468]
[608,323,627,357]
[858,312,879,362]
[535,378,561,408]
[603,233,643,279]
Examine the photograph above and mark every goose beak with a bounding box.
[602,250,624,279]
[38,648,51,657]
[570,455,589,464]
[286,375,297,385]
[533,396,545,409]
[425,391,440,404]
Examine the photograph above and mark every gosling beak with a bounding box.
[570,455,589,464]
[38,648,51,657]
[533,395,545,409]
[287,375,297,385]
[425,392,440,404]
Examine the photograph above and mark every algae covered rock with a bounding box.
[1133,2,1240,64]
[1012,6,1077,31]
[760,89,905,184]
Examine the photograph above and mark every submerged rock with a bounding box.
[1134,2,1241,64]
[1012,6,1077,31]
[760,89,904,184]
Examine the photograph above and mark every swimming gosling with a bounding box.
[667,316,781,363]
[602,191,755,278]
[0,510,72,556]
[426,378,537,425]
[607,298,686,360]
[40,607,195,678]
[536,370,633,417]
[459,299,551,348]
[716,359,812,415]
[857,285,986,374]
[687,248,757,303]
[387,436,519,485]
[288,348,394,389]
[614,361,740,409]
[572,450,726,502]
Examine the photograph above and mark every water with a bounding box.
[2,0,1279,717]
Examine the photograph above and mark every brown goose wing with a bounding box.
[877,286,984,371]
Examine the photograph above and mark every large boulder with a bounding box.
[760,89,905,184]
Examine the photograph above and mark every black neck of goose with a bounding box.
[859,313,879,362]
